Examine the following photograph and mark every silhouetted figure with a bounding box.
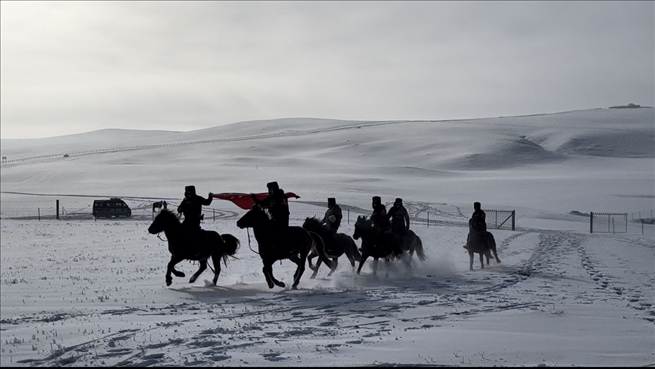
[370,196,388,235]
[465,201,486,250]
[177,185,213,233]
[388,197,410,244]
[252,181,289,243]
[470,201,486,232]
[321,197,343,235]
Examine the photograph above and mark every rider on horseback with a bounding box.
[177,185,214,251]
[251,181,289,245]
[370,196,389,238]
[387,198,410,244]
[470,201,487,231]
[321,197,343,253]
[321,197,343,235]
[465,201,486,250]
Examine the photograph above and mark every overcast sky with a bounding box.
[1,1,653,139]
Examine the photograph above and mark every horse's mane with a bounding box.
[304,216,322,227]
[356,215,371,224]
[158,208,180,222]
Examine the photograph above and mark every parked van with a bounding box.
[93,198,131,218]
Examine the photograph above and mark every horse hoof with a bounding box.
[166,280,172,286]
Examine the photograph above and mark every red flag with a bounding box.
[212,192,300,210]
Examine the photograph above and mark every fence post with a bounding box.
[347,209,350,225]
[612,218,615,234]
[38,208,41,221]
[56,200,60,220]
[427,212,430,228]
[512,210,515,230]
[590,212,593,233]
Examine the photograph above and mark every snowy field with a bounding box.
[1,107,654,366]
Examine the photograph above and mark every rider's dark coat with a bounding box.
[177,194,212,230]
[321,204,343,234]
[388,204,410,234]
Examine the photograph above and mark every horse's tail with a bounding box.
[412,232,427,262]
[348,236,362,262]
[219,233,241,266]
[309,231,333,270]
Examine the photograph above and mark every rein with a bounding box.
[246,228,260,255]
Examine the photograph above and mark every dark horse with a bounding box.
[391,229,427,264]
[236,205,333,289]
[465,219,501,270]
[352,216,403,276]
[302,217,361,278]
[148,209,240,286]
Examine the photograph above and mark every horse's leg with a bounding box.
[310,258,322,279]
[171,267,185,278]
[327,257,338,277]
[372,258,379,276]
[469,251,474,271]
[346,250,356,267]
[356,254,369,275]
[166,256,184,286]
[211,254,222,286]
[308,252,318,272]
[262,263,276,289]
[265,260,286,289]
[189,259,207,284]
[310,259,320,279]
[479,252,485,269]
[289,254,306,290]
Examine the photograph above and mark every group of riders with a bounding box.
[175,181,485,250]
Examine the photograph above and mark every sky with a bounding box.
[1,108,654,366]
[1,1,653,139]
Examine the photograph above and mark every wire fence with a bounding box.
[0,196,516,230]
[3,194,652,235]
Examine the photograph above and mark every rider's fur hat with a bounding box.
[267,181,279,191]
[185,185,196,194]
[372,196,381,204]
[395,198,402,204]
[474,201,481,209]
[328,198,336,206]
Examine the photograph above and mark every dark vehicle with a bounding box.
[93,198,131,218]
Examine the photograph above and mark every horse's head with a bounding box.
[236,205,268,229]
[148,209,179,234]
[302,216,321,230]
[353,215,369,240]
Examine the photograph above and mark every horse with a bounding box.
[236,205,333,289]
[352,216,403,276]
[465,219,500,270]
[147,209,240,286]
[302,217,361,278]
[391,229,426,264]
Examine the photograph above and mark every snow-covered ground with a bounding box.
[1,107,654,366]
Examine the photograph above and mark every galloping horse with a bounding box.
[236,206,332,289]
[391,229,427,264]
[302,217,361,278]
[352,216,403,276]
[466,219,500,270]
[148,209,240,286]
